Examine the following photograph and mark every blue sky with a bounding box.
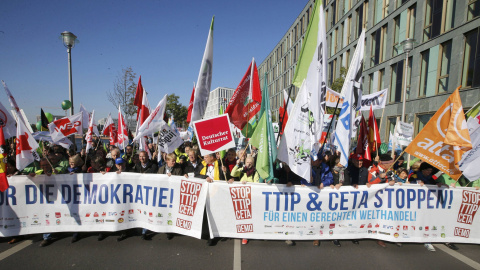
[0,0,308,125]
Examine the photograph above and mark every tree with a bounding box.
[165,94,188,129]
[326,66,347,116]
[107,67,137,127]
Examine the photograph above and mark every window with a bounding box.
[368,69,385,94]
[419,42,451,96]
[344,0,351,14]
[329,61,334,85]
[387,116,398,141]
[390,60,404,103]
[332,0,337,27]
[371,25,386,66]
[393,6,415,57]
[340,23,344,50]
[438,41,452,93]
[356,4,364,37]
[415,113,434,134]
[462,29,480,88]
[423,0,455,42]
[396,0,410,8]
[345,49,350,69]
[346,15,352,44]
[468,0,480,20]
[374,0,389,25]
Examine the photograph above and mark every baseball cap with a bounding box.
[115,158,125,165]
[350,153,363,160]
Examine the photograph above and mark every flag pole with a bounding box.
[386,149,406,172]
[276,84,294,145]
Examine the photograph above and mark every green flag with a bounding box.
[466,100,480,120]
[250,73,277,182]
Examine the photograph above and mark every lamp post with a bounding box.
[60,31,78,116]
[400,38,415,123]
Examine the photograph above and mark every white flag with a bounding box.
[79,104,90,129]
[32,131,72,149]
[157,123,184,154]
[16,118,40,171]
[277,80,312,180]
[133,95,168,141]
[0,100,17,139]
[48,112,83,142]
[85,110,95,153]
[117,106,129,150]
[191,17,214,123]
[459,109,480,181]
[334,29,365,166]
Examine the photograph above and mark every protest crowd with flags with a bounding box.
[1,2,480,253]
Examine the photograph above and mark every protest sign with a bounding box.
[193,114,235,156]
[206,182,480,243]
[360,89,388,111]
[0,174,207,239]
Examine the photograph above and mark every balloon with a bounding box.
[61,100,72,110]
[36,121,42,131]
[45,112,53,122]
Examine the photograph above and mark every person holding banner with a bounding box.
[230,156,259,184]
[158,153,183,176]
[196,153,229,182]
[134,151,158,174]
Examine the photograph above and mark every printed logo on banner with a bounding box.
[229,186,252,220]
[176,218,192,230]
[55,212,61,218]
[454,227,471,238]
[179,180,202,217]
[236,224,253,233]
[457,190,480,224]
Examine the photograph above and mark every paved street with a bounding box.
[1,231,480,269]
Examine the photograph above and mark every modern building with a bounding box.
[203,87,235,119]
[258,0,480,141]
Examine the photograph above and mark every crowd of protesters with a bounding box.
[2,134,480,250]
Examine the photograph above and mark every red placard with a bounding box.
[193,114,235,156]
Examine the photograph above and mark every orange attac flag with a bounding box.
[405,87,472,180]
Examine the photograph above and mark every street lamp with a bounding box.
[400,38,415,123]
[60,31,78,116]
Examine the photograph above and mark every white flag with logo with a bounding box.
[48,112,83,142]
[191,17,214,123]
[79,104,90,129]
[157,124,184,154]
[394,121,413,146]
[360,88,388,111]
[459,108,480,181]
[277,80,312,180]
[16,118,40,171]
[133,95,168,141]
[0,100,17,139]
[334,29,365,166]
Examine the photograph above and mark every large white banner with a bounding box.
[206,182,480,243]
[394,121,414,146]
[0,174,207,239]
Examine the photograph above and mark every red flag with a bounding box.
[118,106,129,150]
[186,83,195,123]
[356,116,371,161]
[102,114,118,146]
[279,100,288,135]
[368,104,381,152]
[134,76,143,121]
[0,127,8,192]
[225,60,262,130]
[139,89,150,125]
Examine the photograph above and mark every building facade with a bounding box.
[203,87,235,119]
[258,0,480,141]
